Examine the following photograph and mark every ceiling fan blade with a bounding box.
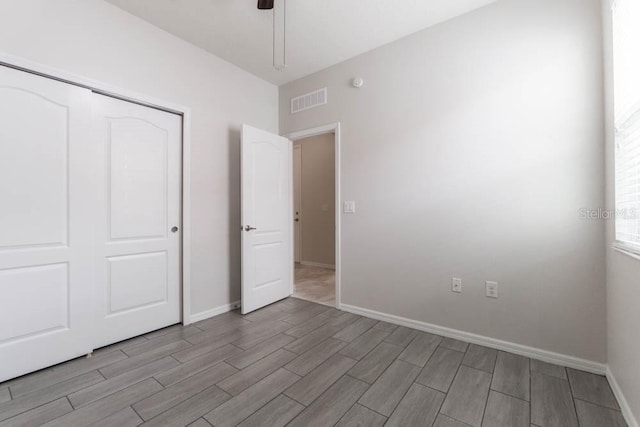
[257,0,274,10]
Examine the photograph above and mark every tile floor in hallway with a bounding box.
[0,297,627,427]
[293,264,335,307]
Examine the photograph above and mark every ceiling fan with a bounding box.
[257,0,274,10]
[257,0,286,70]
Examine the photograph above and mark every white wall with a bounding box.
[294,134,336,266]
[602,1,640,422]
[0,0,279,317]
[280,0,607,362]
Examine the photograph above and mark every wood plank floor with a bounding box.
[0,297,627,427]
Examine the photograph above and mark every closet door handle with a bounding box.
[245,225,257,231]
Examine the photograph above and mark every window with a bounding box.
[613,0,640,254]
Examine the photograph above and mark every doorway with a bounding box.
[288,124,341,308]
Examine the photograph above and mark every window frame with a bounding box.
[612,0,640,256]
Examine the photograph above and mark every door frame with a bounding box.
[0,52,195,324]
[292,144,303,263]
[286,123,342,309]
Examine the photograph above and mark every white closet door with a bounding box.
[92,94,182,349]
[0,66,95,382]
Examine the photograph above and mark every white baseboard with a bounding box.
[607,366,639,427]
[340,303,607,375]
[300,260,335,269]
[188,300,241,324]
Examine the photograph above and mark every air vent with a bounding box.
[291,87,327,114]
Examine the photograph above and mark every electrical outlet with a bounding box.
[451,277,462,293]
[343,201,356,214]
[486,281,499,298]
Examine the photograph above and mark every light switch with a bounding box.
[343,201,356,214]
[452,278,462,293]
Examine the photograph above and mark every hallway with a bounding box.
[293,264,336,307]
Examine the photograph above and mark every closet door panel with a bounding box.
[0,66,95,382]
[92,94,182,349]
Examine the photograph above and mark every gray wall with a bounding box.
[602,0,640,421]
[0,0,279,317]
[295,134,336,267]
[280,0,607,362]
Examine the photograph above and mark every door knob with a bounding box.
[245,225,257,231]
[171,226,179,233]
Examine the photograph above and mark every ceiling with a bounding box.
[106,0,496,85]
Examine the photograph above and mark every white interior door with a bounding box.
[92,94,182,349]
[0,66,94,382]
[293,145,302,263]
[241,125,292,314]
